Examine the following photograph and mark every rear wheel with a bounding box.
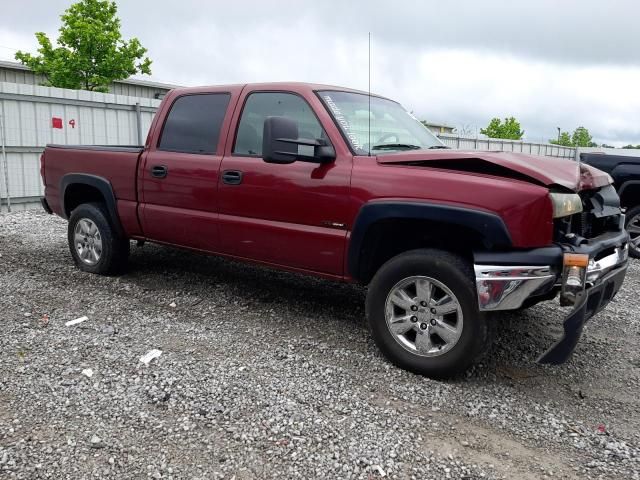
[625,205,640,259]
[68,203,129,275]
[366,249,490,379]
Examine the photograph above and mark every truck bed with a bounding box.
[42,144,144,235]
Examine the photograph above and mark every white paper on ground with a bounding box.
[139,349,163,365]
[81,368,93,378]
[65,316,88,326]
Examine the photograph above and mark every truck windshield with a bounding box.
[318,90,446,155]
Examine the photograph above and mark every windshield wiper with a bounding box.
[427,145,450,149]
[371,143,422,151]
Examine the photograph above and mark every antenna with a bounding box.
[368,32,371,157]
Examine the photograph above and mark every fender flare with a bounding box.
[347,201,513,280]
[617,180,640,203]
[60,173,124,236]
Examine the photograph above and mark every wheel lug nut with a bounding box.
[410,316,417,322]
[411,305,418,311]
[420,301,427,307]
[430,319,437,326]
[430,308,437,314]
[420,323,428,330]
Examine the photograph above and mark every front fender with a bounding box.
[347,201,513,280]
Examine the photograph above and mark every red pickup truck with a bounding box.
[40,82,629,378]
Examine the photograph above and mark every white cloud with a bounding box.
[1,0,640,145]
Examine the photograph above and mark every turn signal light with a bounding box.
[560,253,589,306]
[563,253,589,268]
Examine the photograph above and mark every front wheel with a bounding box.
[366,249,490,379]
[625,205,640,259]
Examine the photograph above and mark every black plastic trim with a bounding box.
[566,229,629,257]
[222,170,243,185]
[618,180,640,199]
[474,228,629,267]
[537,263,627,364]
[586,184,621,218]
[59,173,124,236]
[348,201,513,279]
[474,246,563,267]
[40,197,53,214]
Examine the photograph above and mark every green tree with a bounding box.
[15,0,151,92]
[571,126,597,147]
[480,117,524,140]
[550,131,573,146]
[622,144,640,149]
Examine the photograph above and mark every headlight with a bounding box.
[549,193,583,218]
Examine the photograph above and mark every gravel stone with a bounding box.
[1,210,639,479]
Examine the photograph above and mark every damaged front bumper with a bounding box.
[473,226,629,364]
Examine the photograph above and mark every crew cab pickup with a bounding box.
[39,83,629,378]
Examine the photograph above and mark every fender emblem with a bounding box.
[321,221,346,229]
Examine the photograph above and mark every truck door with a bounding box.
[217,90,352,275]
[139,88,240,251]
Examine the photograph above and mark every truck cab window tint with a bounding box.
[159,93,231,154]
[234,92,325,156]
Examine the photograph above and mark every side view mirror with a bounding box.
[262,116,336,164]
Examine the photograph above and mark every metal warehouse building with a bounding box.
[0,60,175,100]
[0,61,176,211]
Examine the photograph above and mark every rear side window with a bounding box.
[233,92,325,156]
[158,93,230,154]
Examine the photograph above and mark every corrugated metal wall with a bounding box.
[0,67,37,86]
[0,81,161,212]
[0,61,173,100]
[109,82,170,99]
[436,134,577,159]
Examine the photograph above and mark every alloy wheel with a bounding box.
[628,212,640,257]
[74,218,103,266]
[384,276,464,357]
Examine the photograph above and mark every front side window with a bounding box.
[234,92,325,156]
[319,90,445,155]
[158,93,230,154]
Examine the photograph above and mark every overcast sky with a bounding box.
[1,0,639,146]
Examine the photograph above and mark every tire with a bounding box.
[366,249,489,379]
[625,205,640,259]
[67,202,130,275]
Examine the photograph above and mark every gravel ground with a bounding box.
[1,210,639,480]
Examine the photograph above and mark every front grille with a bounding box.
[554,187,622,241]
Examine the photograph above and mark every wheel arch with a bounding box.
[60,173,124,237]
[348,201,512,284]
[618,180,640,209]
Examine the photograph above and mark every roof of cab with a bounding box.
[166,82,391,100]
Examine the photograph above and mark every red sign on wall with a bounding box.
[52,117,63,129]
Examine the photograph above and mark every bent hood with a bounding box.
[376,150,612,191]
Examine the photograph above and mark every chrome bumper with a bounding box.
[474,265,556,311]
[585,245,628,285]
[474,245,628,311]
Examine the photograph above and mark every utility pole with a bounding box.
[557,127,561,143]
